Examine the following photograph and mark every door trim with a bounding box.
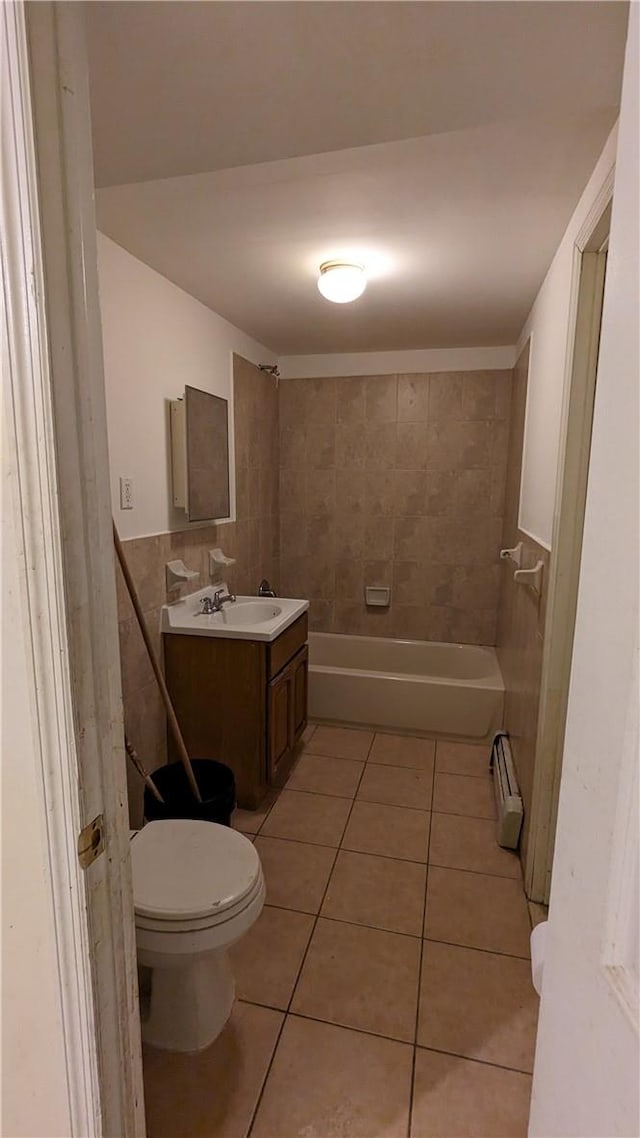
[525,171,614,902]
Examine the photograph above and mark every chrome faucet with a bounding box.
[258,579,276,598]
[211,588,236,611]
[198,590,236,615]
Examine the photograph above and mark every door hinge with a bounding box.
[78,813,105,869]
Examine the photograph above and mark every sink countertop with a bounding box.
[161,586,309,642]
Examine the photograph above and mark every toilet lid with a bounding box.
[131,819,261,921]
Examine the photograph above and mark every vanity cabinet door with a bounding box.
[290,645,308,744]
[268,668,293,784]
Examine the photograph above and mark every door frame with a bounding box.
[5,2,145,1133]
[525,169,614,903]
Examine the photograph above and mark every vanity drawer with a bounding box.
[268,613,308,679]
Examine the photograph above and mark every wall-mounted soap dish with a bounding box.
[500,542,523,568]
[209,548,236,575]
[514,560,544,595]
[365,586,390,608]
[166,559,199,591]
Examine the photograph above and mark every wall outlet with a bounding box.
[119,476,134,510]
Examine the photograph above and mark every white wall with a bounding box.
[97,234,276,540]
[517,126,618,548]
[279,344,515,378]
[529,7,638,1134]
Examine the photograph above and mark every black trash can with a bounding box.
[143,758,236,827]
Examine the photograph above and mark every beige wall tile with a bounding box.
[335,421,366,468]
[336,376,367,423]
[306,424,336,469]
[335,468,366,514]
[305,468,336,516]
[393,561,427,606]
[335,512,365,559]
[393,516,429,561]
[429,373,463,419]
[365,375,398,421]
[365,422,397,469]
[335,559,364,601]
[280,369,513,648]
[461,371,498,420]
[394,470,428,515]
[426,420,493,472]
[308,599,334,631]
[397,373,430,422]
[395,422,429,470]
[305,376,337,426]
[365,516,395,560]
[365,470,397,515]
[280,425,307,470]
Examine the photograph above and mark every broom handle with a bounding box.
[113,521,202,803]
[124,735,165,804]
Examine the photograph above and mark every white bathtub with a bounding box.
[308,632,504,742]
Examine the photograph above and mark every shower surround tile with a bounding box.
[279,369,512,646]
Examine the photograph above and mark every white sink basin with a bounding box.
[211,600,282,626]
[161,587,308,642]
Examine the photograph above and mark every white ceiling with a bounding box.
[85,1,628,355]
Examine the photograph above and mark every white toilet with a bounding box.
[131,818,265,1053]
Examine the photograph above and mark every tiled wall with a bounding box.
[279,372,512,644]
[496,341,550,863]
[117,354,279,826]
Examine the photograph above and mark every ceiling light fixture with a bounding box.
[317,261,367,304]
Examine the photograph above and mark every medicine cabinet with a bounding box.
[170,385,230,522]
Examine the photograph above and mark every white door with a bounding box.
[2,4,145,1134]
[528,9,639,1136]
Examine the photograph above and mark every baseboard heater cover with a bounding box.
[490,731,523,850]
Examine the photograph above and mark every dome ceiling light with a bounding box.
[317,261,367,304]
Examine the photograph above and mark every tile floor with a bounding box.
[143,726,539,1138]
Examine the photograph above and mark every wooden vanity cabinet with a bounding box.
[163,613,308,810]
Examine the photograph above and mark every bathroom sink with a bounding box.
[210,601,282,626]
[161,587,308,642]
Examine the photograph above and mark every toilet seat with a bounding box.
[131,818,261,926]
[134,872,265,934]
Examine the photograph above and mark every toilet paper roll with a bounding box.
[530,919,548,996]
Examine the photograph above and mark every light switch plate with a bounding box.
[119,476,134,510]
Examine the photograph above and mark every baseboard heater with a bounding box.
[490,731,523,850]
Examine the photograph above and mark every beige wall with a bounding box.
[117,355,278,826]
[496,341,550,861]
[279,371,511,643]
